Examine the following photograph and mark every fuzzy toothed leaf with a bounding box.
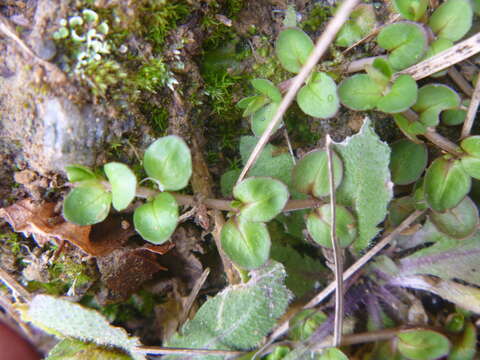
[20,295,145,360]
[333,118,393,252]
[164,261,291,360]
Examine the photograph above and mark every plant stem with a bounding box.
[461,73,480,139]
[401,109,464,157]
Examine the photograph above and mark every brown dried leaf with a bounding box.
[0,199,131,256]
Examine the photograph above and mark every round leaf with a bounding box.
[338,74,383,111]
[317,348,349,360]
[241,95,269,117]
[220,217,271,270]
[376,22,427,70]
[390,139,428,185]
[296,72,339,118]
[393,0,428,21]
[65,165,97,183]
[430,196,479,239]
[365,57,393,87]
[251,79,282,103]
[133,192,179,244]
[104,162,137,211]
[442,108,466,126]
[143,135,192,191]
[292,149,343,198]
[387,196,416,227]
[424,157,471,212]
[412,84,460,127]
[460,156,480,179]
[428,0,473,42]
[377,74,418,113]
[63,181,111,226]
[397,330,450,360]
[393,113,427,142]
[460,136,480,157]
[289,309,327,341]
[251,102,282,137]
[233,177,289,222]
[335,4,376,48]
[306,204,357,248]
[275,28,314,73]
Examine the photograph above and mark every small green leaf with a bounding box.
[412,84,460,127]
[335,4,376,47]
[63,181,111,225]
[365,57,393,87]
[265,346,291,360]
[251,102,282,137]
[424,157,471,212]
[428,0,473,42]
[338,74,383,111]
[460,156,480,179]
[376,22,427,70]
[430,196,479,239]
[392,0,428,21]
[449,322,477,360]
[104,162,137,211]
[317,348,349,360]
[442,108,466,126]
[243,95,270,117]
[292,149,343,198]
[237,95,259,110]
[143,135,192,191]
[387,196,416,227]
[390,139,428,185]
[296,72,339,118]
[289,309,327,341]
[251,79,282,103]
[65,164,97,183]
[377,74,418,113]
[220,217,271,270]
[306,204,357,248]
[393,113,428,141]
[275,28,314,73]
[133,192,179,244]
[233,177,289,222]
[397,329,450,360]
[460,136,480,157]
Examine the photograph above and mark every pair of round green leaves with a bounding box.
[63,135,192,245]
[63,162,136,226]
[275,28,339,119]
[338,58,418,113]
[221,177,289,270]
[460,136,480,180]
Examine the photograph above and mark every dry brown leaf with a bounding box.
[0,199,131,256]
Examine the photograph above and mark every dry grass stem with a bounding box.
[448,67,474,97]
[236,0,362,185]
[326,135,344,346]
[133,346,244,357]
[461,72,480,139]
[178,268,210,328]
[401,33,480,81]
[0,267,31,302]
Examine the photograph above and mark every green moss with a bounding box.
[133,58,170,93]
[301,3,332,32]
[0,232,22,256]
[139,103,169,136]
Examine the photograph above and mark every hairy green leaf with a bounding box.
[63,181,111,226]
[292,149,343,198]
[221,217,271,270]
[143,135,192,191]
[234,177,289,222]
[20,295,144,360]
[376,22,427,70]
[275,28,313,73]
[297,72,339,118]
[104,162,137,211]
[428,0,473,41]
[133,192,179,244]
[46,339,132,360]
[165,261,291,359]
[334,119,393,252]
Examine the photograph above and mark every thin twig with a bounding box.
[133,346,244,357]
[236,0,362,185]
[258,210,424,351]
[178,268,210,328]
[461,72,480,139]
[325,135,343,346]
[400,33,480,81]
[0,267,31,302]
[448,67,474,97]
[283,129,296,165]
